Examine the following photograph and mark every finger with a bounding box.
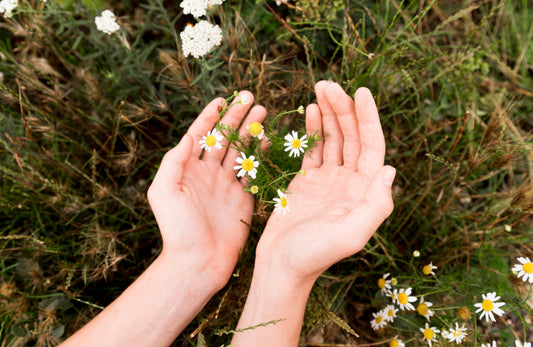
[301,103,323,170]
[222,105,267,174]
[202,91,255,163]
[151,134,194,187]
[315,81,343,166]
[335,165,396,257]
[354,87,385,176]
[187,97,226,158]
[326,83,360,170]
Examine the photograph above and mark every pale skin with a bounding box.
[60,91,267,347]
[60,82,395,346]
[231,81,396,346]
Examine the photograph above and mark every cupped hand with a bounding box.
[257,81,396,282]
[147,92,266,288]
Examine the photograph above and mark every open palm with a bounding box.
[148,93,266,286]
[257,82,396,281]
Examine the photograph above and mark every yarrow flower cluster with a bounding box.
[180,20,223,58]
[95,10,121,35]
[0,0,17,18]
[180,0,224,18]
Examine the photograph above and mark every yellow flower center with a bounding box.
[387,309,394,317]
[248,122,263,136]
[422,265,432,275]
[424,328,434,340]
[375,316,382,324]
[280,196,287,208]
[482,299,494,312]
[378,278,385,289]
[241,158,254,172]
[398,292,408,305]
[417,303,428,316]
[523,262,533,274]
[390,340,399,347]
[458,306,471,320]
[453,330,460,337]
[291,138,301,149]
[250,186,259,194]
[391,277,398,285]
[205,135,216,147]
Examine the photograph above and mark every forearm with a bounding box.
[61,251,221,347]
[231,258,316,346]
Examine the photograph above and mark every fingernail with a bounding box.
[383,166,396,187]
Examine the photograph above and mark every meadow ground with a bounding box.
[0,0,532,345]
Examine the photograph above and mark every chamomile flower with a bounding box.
[283,131,308,158]
[370,310,387,331]
[377,273,392,295]
[420,323,440,347]
[383,304,398,322]
[512,256,533,283]
[474,292,505,322]
[481,342,497,347]
[391,287,417,311]
[416,296,434,321]
[199,129,223,152]
[0,0,17,18]
[422,262,437,275]
[247,122,264,139]
[389,336,405,347]
[273,189,289,215]
[234,152,259,179]
[95,10,121,35]
[249,185,259,194]
[515,341,532,347]
[180,20,223,58]
[443,323,468,343]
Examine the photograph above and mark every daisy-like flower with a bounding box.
[199,129,223,152]
[515,341,532,347]
[283,131,308,158]
[416,296,434,321]
[383,304,398,323]
[443,323,467,343]
[420,323,440,347]
[422,262,437,275]
[377,273,392,295]
[95,10,121,35]
[180,20,223,58]
[180,0,224,18]
[370,310,387,331]
[247,122,264,140]
[512,256,533,283]
[391,287,417,311]
[481,342,497,347]
[233,152,259,179]
[0,0,17,18]
[474,292,505,322]
[389,336,405,347]
[273,189,289,215]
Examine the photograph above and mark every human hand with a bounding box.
[256,81,396,284]
[147,92,266,289]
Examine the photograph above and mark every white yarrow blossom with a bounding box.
[0,0,18,18]
[180,21,223,58]
[180,0,224,18]
[95,10,121,35]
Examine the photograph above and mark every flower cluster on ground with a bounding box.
[369,255,532,345]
